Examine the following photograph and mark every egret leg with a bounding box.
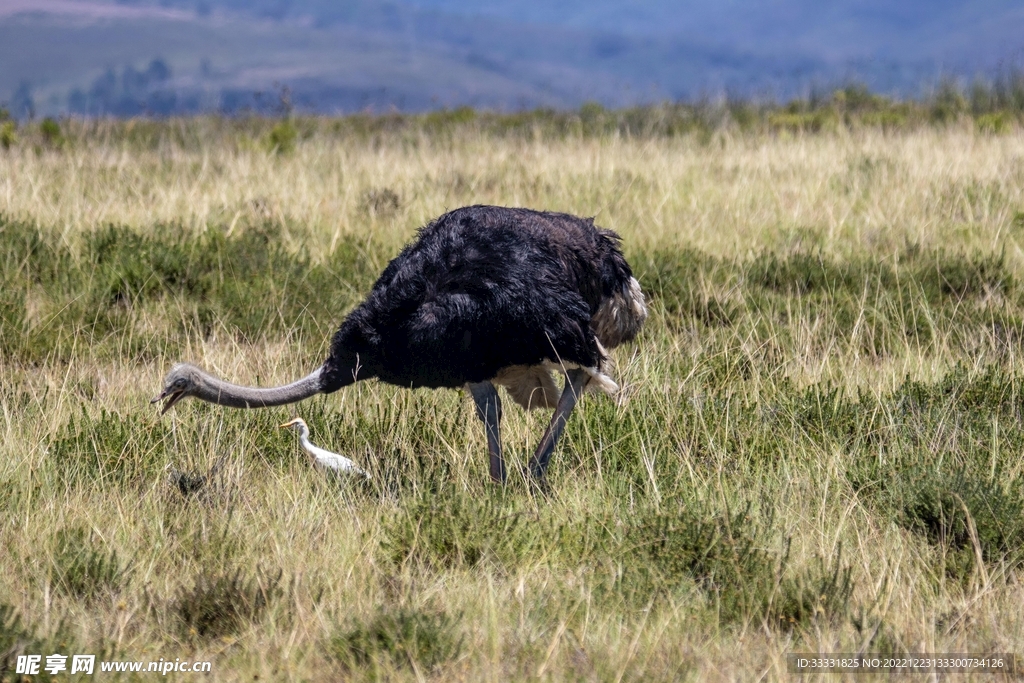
[528,368,588,482]
[468,381,505,483]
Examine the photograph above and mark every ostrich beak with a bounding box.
[151,388,185,415]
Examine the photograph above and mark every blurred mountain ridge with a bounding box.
[2,0,1022,116]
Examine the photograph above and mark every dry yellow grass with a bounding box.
[2,127,1020,251]
[1,124,1023,681]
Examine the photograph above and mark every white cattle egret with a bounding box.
[279,418,370,478]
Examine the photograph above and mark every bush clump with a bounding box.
[558,502,856,629]
[330,606,462,677]
[267,119,297,154]
[588,503,781,622]
[0,602,77,681]
[381,493,539,570]
[872,465,1024,581]
[39,117,64,147]
[0,213,381,362]
[47,409,170,487]
[173,567,282,640]
[50,526,129,601]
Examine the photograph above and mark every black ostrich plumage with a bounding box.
[319,205,641,393]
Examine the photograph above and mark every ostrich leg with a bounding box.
[528,369,588,481]
[468,381,505,483]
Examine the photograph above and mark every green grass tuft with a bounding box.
[49,526,129,601]
[47,409,170,487]
[0,603,78,682]
[330,606,462,677]
[381,492,539,570]
[173,567,282,640]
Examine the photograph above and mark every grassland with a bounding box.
[2,114,1024,681]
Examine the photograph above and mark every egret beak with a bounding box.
[279,419,302,429]
[151,388,185,415]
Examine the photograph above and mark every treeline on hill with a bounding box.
[2,79,1024,151]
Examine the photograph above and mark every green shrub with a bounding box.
[635,247,719,317]
[330,606,462,676]
[772,546,855,630]
[749,251,858,294]
[381,493,539,570]
[49,527,129,601]
[613,504,781,622]
[768,110,839,133]
[39,117,63,147]
[173,568,282,640]
[0,602,77,681]
[0,215,381,362]
[47,409,171,487]
[0,603,35,679]
[976,112,1010,134]
[267,119,297,154]
[846,366,1024,581]
[911,250,1011,299]
[878,466,1024,580]
[0,121,15,149]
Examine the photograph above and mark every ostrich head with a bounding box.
[152,363,203,414]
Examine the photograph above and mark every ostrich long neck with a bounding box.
[196,368,323,408]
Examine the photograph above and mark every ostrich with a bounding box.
[152,205,647,483]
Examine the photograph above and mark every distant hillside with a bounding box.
[2,0,1022,117]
